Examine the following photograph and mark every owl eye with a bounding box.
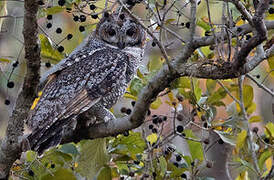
[126,28,135,36]
[108,28,116,36]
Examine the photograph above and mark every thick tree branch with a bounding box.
[0,0,40,179]
[233,0,269,67]
[65,17,274,140]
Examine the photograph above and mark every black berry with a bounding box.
[148,124,154,129]
[47,15,52,20]
[175,155,182,161]
[7,81,14,88]
[126,108,132,115]
[256,75,260,79]
[201,115,207,121]
[123,131,129,136]
[152,117,158,124]
[51,164,55,168]
[131,101,135,107]
[57,46,64,52]
[181,173,187,179]
[79,26,85,32]
[67,34,73,40]
[56,27,62,34]
[58,0,65,6]
[264,138,270,144]
[73,15,79,22]
[133,160,140,165]
[119,14,125,20]
[28,170,34,176]
[80,15,86,22]
[176,125,184,133]
[269,7,274,14]
[147,109,151,116]
[38,0,44,5]
[151,42,156,47]
[45,62,51,68]
[185,22,190,29]
[152,128,158,133]
[203,122,208,128]
[12,61,19,68]
[246,34,251,40]
[5,99,10,105]
[90,4,96,10]
[46,23,52,29]
[181,22,184,26]
[173,162,179,167]
[252,127,259,133]
[91,14,98,19]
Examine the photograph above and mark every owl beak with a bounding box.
[117,42,125,49]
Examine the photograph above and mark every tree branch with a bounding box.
[0,0,40,178]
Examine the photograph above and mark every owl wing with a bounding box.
[28,48,128,154]
[39,36,102,89]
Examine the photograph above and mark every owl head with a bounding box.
[95,11,146,49]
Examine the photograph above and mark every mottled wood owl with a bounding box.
[27,11,146,154]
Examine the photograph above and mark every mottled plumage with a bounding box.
[27,11,146,154]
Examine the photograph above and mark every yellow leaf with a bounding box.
[167,91,175,102]
[236,19,245,26]
[236,171,249,180]
[146,133,158,144]
[236,130,247,152]
[248,116,262,123]
[123,93,137,100]
[150,97,162,109]
[266,157,272,172]
[30,91,43,110]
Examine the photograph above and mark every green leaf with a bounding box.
[197,18,211,31]
[25,151,37,162]
[207,88,227,105]
[194,85,202,102]
[129,77,145,96]
[116,162,129,175]
[41,168,76,180]
[109,132,146,157]
[258,150,272,170]
[97,165,112,180]
[206,79,216,94]
[184,129,203,162]
[45,6,66,15]
[147,56,164,72]
[236,85,254,108]
[248,115,262,123]
[58,143,79,157]
[267,56,274,76]
[39,34,64,61]
[236,130,247,152]
[76,139,110,179]
[172,77,191,89]
[265,122,274,138]
[159,156,167,177]
[150,97,162,109]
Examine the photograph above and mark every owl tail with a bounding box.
[27,116,75,155]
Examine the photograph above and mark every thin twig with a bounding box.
[246,74,274,97]
[238,76,261,176]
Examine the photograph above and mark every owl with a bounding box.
[27,11,146,154]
